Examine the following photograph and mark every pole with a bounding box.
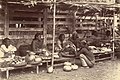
[4,0,9,38]
[51,0,56,67]
[112,12,117,60]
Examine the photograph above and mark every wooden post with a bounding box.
[43,8,48,46]
[36,66,39,74]
[95,13,99,30]
[51,0,56,67]
[6,70,9,79]
[112,12,117,60]
[4,0,9,38]
[73,11,76,31]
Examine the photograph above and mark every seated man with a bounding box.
[69,31,95,68]
[89,30,102,47]
[0,38,17,58]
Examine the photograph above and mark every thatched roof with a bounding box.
[1,0,120,15]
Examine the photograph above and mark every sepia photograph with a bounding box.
[0,0,120,80]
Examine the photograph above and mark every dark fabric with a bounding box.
[31,39,43,52]
[69,38,81,48]
[17,45,31,57]
[78,48,95,61]
[69,37,95,61]
[69,37,89,50]
[60,47,76,58]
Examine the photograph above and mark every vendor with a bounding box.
[69,31,95,68]
[0,38,17,58]
[55,34,67,51]
[55,34,76,57]
[31,33,44,54]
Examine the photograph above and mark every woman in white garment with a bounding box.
[0,38,17,58]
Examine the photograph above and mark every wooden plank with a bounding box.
[48,15,71,18]
[76,22,96,25]
[95,57,112,62]
[10,12,43,18]
[9,21,43,24]
[47,21,72,25]
[8,35,35,39]
[76,27,100,30]
[62,1,115,5]
[76,16,114,20]
[0,63,42,72]
[8,4,43,12]
[9,28,43,32]
[48,16,114,20]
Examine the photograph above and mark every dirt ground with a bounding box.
[1,58,120,80]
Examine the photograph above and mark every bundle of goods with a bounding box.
[0,60,12,68]
[9,56,27,67]
[53,52,60,59]
[63,62,78,72]
[0,56,26,68]
[47,66,54,73]
[40,49,52,60]
[25,52,42,65]
[0,57,13,68]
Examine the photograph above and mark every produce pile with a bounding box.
[63,62,78,72]
[0,50,52,68]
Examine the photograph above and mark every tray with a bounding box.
[12,62,27,67]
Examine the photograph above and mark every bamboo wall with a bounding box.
[0,2,119,49]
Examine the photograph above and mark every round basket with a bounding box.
[28,61,41,65]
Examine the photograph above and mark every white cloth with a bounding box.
[0,44,17,57]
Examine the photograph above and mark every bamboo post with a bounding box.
[112,12,117,60]
[43,8,48,46]
[4,0,9,38]
[51,0,56,67]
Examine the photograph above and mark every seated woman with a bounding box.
[31,33,44,54]
[69,31,95,68]
[0,38,17,58]
[55,34,76,57]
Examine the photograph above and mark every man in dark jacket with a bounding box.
[69,31,95,68]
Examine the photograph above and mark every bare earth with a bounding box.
[1,59,120,80]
